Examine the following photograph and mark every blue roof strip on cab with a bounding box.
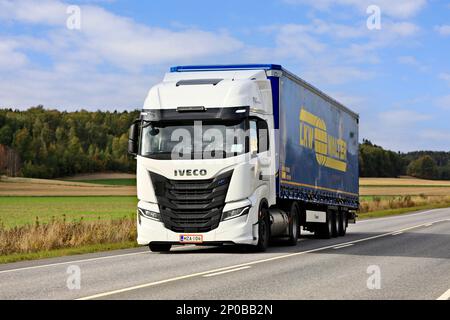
[170,64,282,72]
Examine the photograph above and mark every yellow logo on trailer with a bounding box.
[299,108,347,172]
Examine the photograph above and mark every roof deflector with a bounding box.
[175,79,223,87]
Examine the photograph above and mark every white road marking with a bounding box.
[333,244,354,250]
[77,218,450,300]
[391,232,404,236]
[0,245,196,275]
[424,223,433,227]
[357,209,442,223]
[203,266,251,278]
[0,251,149,275]
[437,289,450,300]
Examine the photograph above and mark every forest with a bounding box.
[0,106,138,178]
[0,107,449,180]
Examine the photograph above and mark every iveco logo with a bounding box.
[174,169,207,177]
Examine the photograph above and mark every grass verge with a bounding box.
[358,202,450,220]
[69,179,136,186]
[0,241,139,265]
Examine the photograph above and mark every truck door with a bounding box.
[249,118,274,203]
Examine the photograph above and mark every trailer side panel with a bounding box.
[278,74,359,209]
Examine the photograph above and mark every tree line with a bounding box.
[359,140,450,180]
[0,108,449,180]
[0,106,139,178]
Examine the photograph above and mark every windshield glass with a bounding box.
[140,120,248,160]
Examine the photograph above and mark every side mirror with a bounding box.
[128,122,139,155]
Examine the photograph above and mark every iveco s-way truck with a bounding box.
[128,64,359,252]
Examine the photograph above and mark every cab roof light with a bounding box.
[176,79,223,86]
[170,64,282,72]
[176,106,206,112]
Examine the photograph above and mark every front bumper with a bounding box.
[136,200,258,246]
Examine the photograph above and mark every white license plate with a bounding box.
[179,234,203,243]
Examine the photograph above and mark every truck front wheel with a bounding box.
[254,202,270,252]
[149,243,172,252]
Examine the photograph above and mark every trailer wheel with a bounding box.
[315,210,333,239]
[254,202,270,252]
[332,210,339,238]
[149,243,172,252]
[286,202,300,246]
[338,210,347,236]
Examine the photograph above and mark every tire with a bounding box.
[332,210,339,238]
[149,243,172,252]
[286,202,300,246]
[315,210,333,239]
[254,202,270,252]
[338,210,347,236]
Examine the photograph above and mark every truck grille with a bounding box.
[150,171,233,233]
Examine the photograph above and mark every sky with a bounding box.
[0,0,449,152]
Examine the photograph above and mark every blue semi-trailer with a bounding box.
[128,64,359,252]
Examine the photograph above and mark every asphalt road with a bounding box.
[1,208,450,300]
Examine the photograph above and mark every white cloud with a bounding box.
[0,1,244,70]
[360,110,447,152]
[419,129,450,142]
[378,109,431,126]
[0,66,160,110]
[439,73,450,85]
[256,19,420,86]
[387,22,420,37]
[328,92,367,112]
[435,25,450,36]
[0,0,67,25]
[284,0,427,19]
[397,55,428,72]
[0,38,28,70]
[435,95,450,110]
[0,0,244,109]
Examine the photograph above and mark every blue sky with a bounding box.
[0,0,449,151]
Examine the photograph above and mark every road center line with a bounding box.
[356,209,439,223]
[333,244,354,250]
[391,232,403,236]
[76,218,450,300]
[203,266,251,277]
[437,289,450,300]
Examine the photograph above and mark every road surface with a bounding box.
[1,208,450,300]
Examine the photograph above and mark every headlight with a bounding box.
[138,208,161,221]
[221,206,250,221]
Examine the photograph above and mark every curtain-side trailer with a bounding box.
[128,64,359,252]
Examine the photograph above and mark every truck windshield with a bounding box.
[139,120,247,160]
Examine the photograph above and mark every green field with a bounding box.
[68,178,136,186]
[0,196,137,228]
